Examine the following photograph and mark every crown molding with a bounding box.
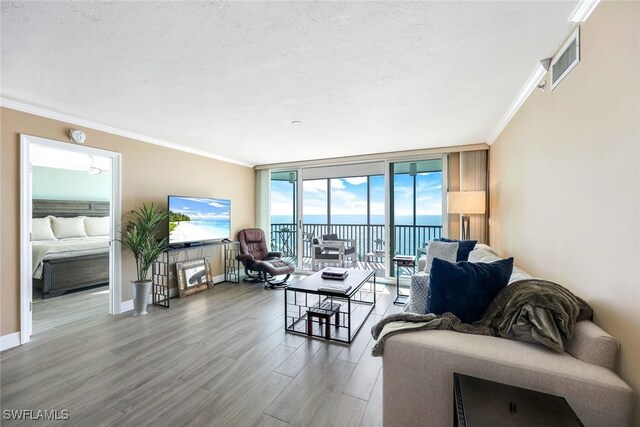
[0,97,254,168]
[487,63,547,145]
[569,0,600,22]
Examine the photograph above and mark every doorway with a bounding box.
[19,134,122,345]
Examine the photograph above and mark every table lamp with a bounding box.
[447,191,486,240]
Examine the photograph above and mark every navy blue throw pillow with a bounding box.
[428,257,514,323]
[438,238,477,261]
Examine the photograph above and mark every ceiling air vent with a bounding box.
[551,27,580,90]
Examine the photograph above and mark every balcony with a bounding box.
[270,223,442,276]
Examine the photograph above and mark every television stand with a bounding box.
[151,241,240,308]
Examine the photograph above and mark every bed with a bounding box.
[32,199,110,298]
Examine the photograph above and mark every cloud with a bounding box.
[331,179,345,190]
[330,188,367,215]
[270,188,296,215]
[303,180,328,193]
[181,197,217,204]
[208,201,228,208]
[344,177,368,186]
[272,173,443,219]
[302,197,328,215]
[189,212,230,220]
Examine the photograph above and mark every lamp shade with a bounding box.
[447,191,486,214]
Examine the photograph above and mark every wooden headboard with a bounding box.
[33,199,110,218]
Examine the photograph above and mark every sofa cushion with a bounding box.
[424,240,458,273]
[404,273,430,314]
[473,243,499,256]
[32,217,56,241]
[429,257,514,323]
[566,320,620,370]
[469,247,532,284]
[468,247,502,263]
[438,237,477,261]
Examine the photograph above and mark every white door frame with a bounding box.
[19,134,122,345]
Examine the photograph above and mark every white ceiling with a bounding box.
[1,1,577,167]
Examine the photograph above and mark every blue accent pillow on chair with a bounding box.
[438,238,477,261]
[428,257,514,323]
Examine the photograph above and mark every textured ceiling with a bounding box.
[1,1,577,166]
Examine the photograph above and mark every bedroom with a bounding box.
[29,143,112,335]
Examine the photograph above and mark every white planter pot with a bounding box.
[131,280,152,316]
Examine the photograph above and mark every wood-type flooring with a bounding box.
[1,277,403,426]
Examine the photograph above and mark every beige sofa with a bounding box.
[383,245,634,426]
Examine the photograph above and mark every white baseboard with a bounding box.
[120,299,134,313]
[119,274,227,312]
[0,332,21,351]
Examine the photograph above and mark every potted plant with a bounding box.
[117,202,168,316]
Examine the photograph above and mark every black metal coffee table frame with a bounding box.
[284,269,376,344]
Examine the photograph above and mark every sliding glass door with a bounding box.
[270,170,298,265]
[300,175,386,276]
[390,159,444,275]
[268,158,445,279]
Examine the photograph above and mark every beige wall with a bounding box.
[490,2,640,425]
[1,107,256,336]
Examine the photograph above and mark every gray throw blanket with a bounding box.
[371,279,592,356]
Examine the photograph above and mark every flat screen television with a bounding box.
[168,195,231,247]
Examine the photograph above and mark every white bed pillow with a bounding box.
[32,217,57,241]
[84,216,110,236]
[51,216,87,239]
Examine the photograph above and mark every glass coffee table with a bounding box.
[284,269,376,344]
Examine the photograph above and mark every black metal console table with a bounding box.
[224,241,241,283]
[152,240,240,308]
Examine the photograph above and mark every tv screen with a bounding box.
[168,196,231,246]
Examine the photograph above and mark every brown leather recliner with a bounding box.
[236,228,295,288]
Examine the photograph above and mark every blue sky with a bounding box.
[271,173,442,223]
[394,172,443,217]
[169,196,230,221]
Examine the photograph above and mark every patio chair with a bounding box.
[236,228,295,288]
[366,238,386,262]
[311,233,357,270]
